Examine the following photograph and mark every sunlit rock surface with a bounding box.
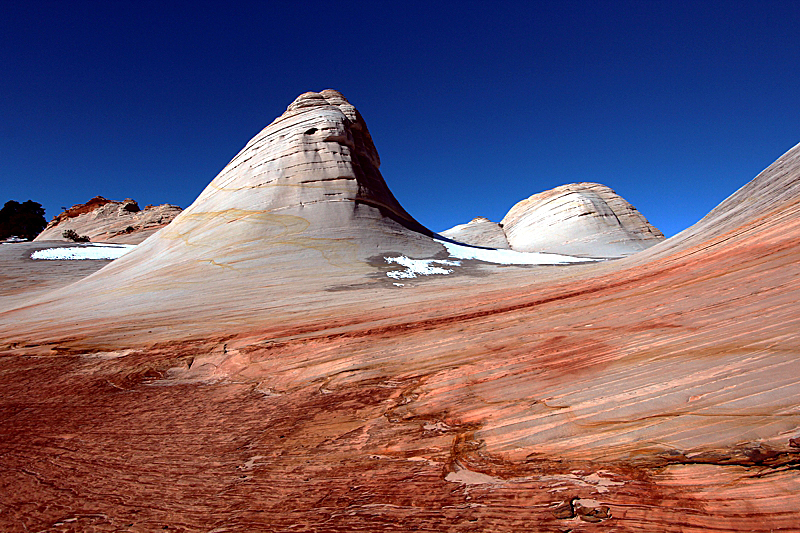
[439,216,511,249]
[501,182,665,257]
[442,183,664,257]
[1,91,799,532]
[34,196,182,244]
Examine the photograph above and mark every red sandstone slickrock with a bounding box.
[1,90,799,532]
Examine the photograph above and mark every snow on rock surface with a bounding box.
[384,256,460,279]
[436,238,599,264]
[31,244,136,260]
[383,240,598,280]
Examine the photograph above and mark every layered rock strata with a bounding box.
[3,89,446,343]
[1,92,799,532]
[34,196,182,244]
[439,216,510,248]
[441,183,664,257]
[500,182,664,257]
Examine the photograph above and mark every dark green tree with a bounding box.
[62,229,90,242]
[0,200,48,240]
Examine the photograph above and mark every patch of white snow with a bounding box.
[435,238,599,265]
[31,244,136,260]
[385,256,460,279]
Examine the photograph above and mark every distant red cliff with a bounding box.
[34,196,182,244]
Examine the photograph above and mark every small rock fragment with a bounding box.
[551,499,576,519]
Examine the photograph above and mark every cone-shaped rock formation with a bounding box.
[0,90,453,346]
[184,89,429,238]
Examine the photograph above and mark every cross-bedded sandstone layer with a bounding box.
[501,182,665,256]
[1,91,799,532]
[440,216,512,249]
[441,183,665,258]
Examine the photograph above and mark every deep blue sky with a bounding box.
[2,1,799,237]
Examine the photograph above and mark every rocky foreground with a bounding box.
[1,90,799,532]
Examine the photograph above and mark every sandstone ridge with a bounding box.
[34,196,182,244]
[441,182,665,257]
[439,216,511,249]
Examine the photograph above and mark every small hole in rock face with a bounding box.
[304,128,318,135]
